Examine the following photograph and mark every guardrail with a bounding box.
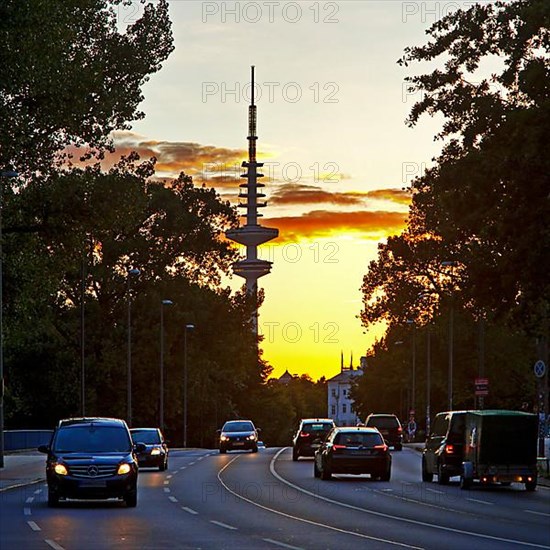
[4,430,53,451]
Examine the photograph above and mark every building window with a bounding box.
[331,405,336,416]
[342,403,347,414]
[342,389,347,397]
[331,388,336,397]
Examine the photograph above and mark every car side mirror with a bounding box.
[134,442,146,453]
[38,445,49,454]
[216,429,221,435]
[256,427,262,433]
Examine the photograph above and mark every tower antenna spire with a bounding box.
[225,67,279,335]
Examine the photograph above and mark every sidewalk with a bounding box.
[0,452,46,492]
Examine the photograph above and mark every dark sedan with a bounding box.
[218,420,259,453]
[130,428,169,471]
[314,427,391,481]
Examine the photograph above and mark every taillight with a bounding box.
[373,444,388,452]
[445,444,454,454]
[300,432,310,438]
[397,427,403,434]
[333,444,346,452]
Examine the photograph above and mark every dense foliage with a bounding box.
[357,0,549,418]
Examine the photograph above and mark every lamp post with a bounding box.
[0,169,18,469]
[160,299,173,432]
[426,326,431,436]
[183,323,194,448]
[126,268,140,427]
[406,320,416,414]
[441,261,457,411]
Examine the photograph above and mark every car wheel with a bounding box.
[159,460,167,472]
[437,464,450,485]
[460,475,472,490]
[525,479,537,491]
[219,447,226,454]
[380,468,391,482]
[395,444,403,451]
[422,458,433,482]
[320,462,332,480]
[47,489,59,507]
[313,460,321,478]
[252,445,258,453]
[124,489,137,507]
[292,448,299,461]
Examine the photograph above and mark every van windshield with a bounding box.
[53,426,132,453]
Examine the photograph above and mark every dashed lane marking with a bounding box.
[45,540,65,550]
[27,521,41,531]
[524,510,550,517]
[210,520,237,530]
[466,498,494,506]
[164,488,170,493]
[263,538,304,550]
[169,496,178,503]
[26,497,34,503]
[181,506,198,515]
[23,507,31,516]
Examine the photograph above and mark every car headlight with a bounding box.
[117,463,131,475]
[151,447,162,456]
[247,435,256,441]
[54,463,68,476]
[220,435,229,442]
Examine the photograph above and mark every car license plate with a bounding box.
[233,442,244,446]
[81,480,106,488]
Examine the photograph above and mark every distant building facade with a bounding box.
[277,369,295,385]
[327,354,364,426]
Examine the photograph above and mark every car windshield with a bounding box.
[303,423,332,433]
[223,422,254,432]
[335,432,384,447]
[53,425,132,453]
[367,417,398,429]
[131,430,161,444]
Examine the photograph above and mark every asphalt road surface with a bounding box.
[1,447,549,549]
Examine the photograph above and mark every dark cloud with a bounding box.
[265,210,408,242]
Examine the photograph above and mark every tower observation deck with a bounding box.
[225,66,279,333]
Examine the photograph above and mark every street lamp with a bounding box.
[160,299,173,432]
[126,268,140,427]
[406,319,416,415]
[441,261,457,410]
[0,169,19,469]
[183,323,194,448]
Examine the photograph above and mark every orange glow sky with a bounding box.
[113,1,453,380]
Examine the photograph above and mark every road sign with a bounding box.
[534,360,546,378]
[475,378,489,396]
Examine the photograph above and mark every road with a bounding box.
[1,447,549,549]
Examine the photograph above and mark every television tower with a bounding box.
[226,66,278,334]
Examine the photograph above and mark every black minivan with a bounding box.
[422,411,468,484]
[39,417,144,507]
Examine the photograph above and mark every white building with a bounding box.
[327,354,364,426]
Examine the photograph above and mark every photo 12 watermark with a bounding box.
[202,2,340,24]
[401,2,477,24]
[259,321,340,344]
[202,81,339,104]
[257,242,340,265]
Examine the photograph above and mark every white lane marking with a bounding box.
[23,507,31,516]
[163,480,170,485]
[45,540,66,550]
[218,456,421,549]
[27,521,41,531]
[264,539,304,550]
[166,475,172,479]
[263,538,304,550]
[381,488,394,492]
[181,506,198,515]
[26,497,34,503]
[467,498,494,506]
[524,510,550,517]
[168,496,178,503]
[197,457,204,461]
[270,448,550,549]
[164,488,170,493]
[180,466,186,470]
[188,462,195,466]
[34,489,42,494]
[210,520,237,530]
[425,488,445,495]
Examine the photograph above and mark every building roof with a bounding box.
[327,368,363,383]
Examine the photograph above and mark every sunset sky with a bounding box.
[115,0,457,380]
